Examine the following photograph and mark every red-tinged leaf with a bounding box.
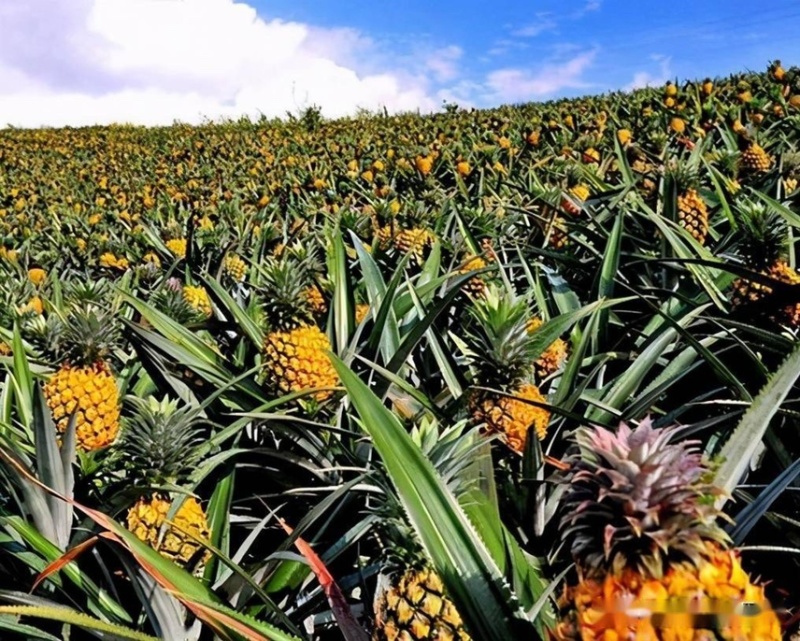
[279,519,369,641]
[32,536,99,593]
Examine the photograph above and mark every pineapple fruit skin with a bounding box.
[373,568,471,641]
[555,547,781,641]
[263,324,338,401]
[469,383,550,452]
[740,144,772,173]
[183,285,213,318]
[126,494,210,566]
[677,189,709,245]
[44,361,120,451]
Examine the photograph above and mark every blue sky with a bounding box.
[1,0,799,127]
[254,0,800,103]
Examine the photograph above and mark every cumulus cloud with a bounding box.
[485,49,598,103]
[0,0,456,128]
[627,55,672,90]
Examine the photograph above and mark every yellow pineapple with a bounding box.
[527,317,569,378]
[126,494,210,566]
[259,255,338,403]
[677,188,709,245]
[355,303,371,325]
[457,255,488,297]
[119,397,212,570]
[42,304,121,451]
[464,286,551,452]
[303,284,327,316]
[739,142,771,174]
[555,419,780,641]
[394,228,434,261]
[27,268,47,286]
[373,567,471,641]
[223,253,247,282]
[182,285,213,319]
[165,237,187,258]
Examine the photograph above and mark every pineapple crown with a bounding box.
[257,251,317,330]
[559,417,728,580]
[34,302,120,366]
[116,396,207,486]
[464,285,536,389]
[735,199,789,268]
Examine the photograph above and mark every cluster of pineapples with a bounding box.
[555,418,781,640]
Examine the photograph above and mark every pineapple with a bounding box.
[393,227,434,262]
[355,303,371,325]
[526,317,569,378]
[456,255,488,297]
[126,494,210,567]
[739,141,772,175]
[731,201,800,327]
[182,285,213,319]
[42,303,121,452]
[464,286,551,453]
[259,254,338,402]
[373,567,470,641]
[165,237,187,258]
[371,420,480,641]
[223,253,247,282]
[555,418,781,640]
[676,188,709,245]
[118,397,211,570]
[668,161,709,245]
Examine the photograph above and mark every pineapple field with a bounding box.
[0,59,799,640]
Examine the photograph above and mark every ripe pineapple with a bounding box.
[739,141,772,175]
[668,161,709,245]
[731,201,800,327]
[259,255,338,402]
[42,304,121,451]
[526,317,569,379]
[676,188,709,245]
[457,255,488,297]
[118,397,211,570]
[373,567,471,641]
[223,253,247,282]
[464,286,551,453]
[182,285,213,319]
[393,228,434,262]
[165,237,187,259]
[555,418,780,640]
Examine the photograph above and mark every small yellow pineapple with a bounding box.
[263,325,338,402]
[458,256,488,297]
[126,495,210,566]
[740,143,772,173]
[394,228,434,261]
[373,567,471,641]
[27,267,47,286]
[223,254,247,282]
[470,383,550,452]
[182,285,213,319]
[677,188,709,245]
[303,285,327,316]
[165,238,187,258]
[527,317,569,378]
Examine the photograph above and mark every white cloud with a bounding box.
[485,49,598,103]
[627,55,672,90]
[512,14,558,38]
[0,0,455,128]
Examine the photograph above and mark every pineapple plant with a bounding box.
[731,200,800,328]
[258,254,338,402]
[557,419,780,640]
[41,300,122,452]
[555,418,781,640]
[464,286,550,453]
[668,160,710,245]
[118,396,211,570]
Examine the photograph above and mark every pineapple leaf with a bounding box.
[331,353,538,640]
[712,341,800,509]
